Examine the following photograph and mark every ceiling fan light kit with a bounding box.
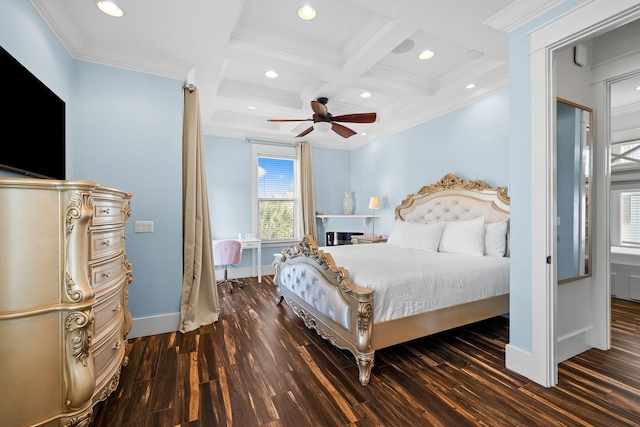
[313,122,332,132]
[267,97,376,139]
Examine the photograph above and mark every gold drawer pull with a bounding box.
[102,272,111,279]
[112,301,121,312]
[102,208,111,214]
[103,240,111,246]
[112,340,121,350]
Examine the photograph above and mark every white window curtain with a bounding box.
[180,86,218,333]
[297,142,317,242]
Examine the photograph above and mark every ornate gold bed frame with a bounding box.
[273,174,510,386]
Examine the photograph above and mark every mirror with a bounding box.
[557,98,593,283]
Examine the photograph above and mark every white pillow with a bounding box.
[484,219,509,257]
[387,219,408,245]
[400,221,445,252]
[438,216,485,256]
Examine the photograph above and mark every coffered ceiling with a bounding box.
[30,0,564,149]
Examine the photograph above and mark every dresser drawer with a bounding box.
[92,318,125,381]
[89,227,125,261]
[93,283,125,338]
[90,254,125,289]
[92,197,125,227]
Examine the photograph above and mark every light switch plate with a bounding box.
[135,221,154,233]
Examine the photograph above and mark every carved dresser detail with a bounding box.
[0,179,133,426]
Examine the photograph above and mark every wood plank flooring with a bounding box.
[92,276,640,426]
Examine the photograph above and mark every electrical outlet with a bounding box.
[135,221,154,233]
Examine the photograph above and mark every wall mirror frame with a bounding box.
[556,97,593,284]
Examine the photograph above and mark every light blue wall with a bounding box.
[312,146,352,215]
[72,61,184,318]
[204,138,352,256]
[350,91,511,236]
[311,147,353,245]
[205,94,510,253]
[1,0,185,319]
[205,136,254,243]
[508,0,588,352]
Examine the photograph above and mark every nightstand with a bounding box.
[351,235,388,244]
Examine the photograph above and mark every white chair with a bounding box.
[214,240,243,292]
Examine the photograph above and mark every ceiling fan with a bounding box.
[267,97,377,138]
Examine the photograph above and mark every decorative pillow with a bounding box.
[387,219,408,245]
[484,219,509,257]
[399,221,446,252]
[438,216,485,256]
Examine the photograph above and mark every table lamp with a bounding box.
[369,196,380,237]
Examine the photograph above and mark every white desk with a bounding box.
[213,238,262,283]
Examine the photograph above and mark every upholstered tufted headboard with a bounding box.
[395,173,510,224]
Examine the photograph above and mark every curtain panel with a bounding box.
[180,86,219,333]
[297,142,317,242]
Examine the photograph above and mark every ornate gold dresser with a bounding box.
[0,179,133,426]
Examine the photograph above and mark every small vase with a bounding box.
[343,192,353,215]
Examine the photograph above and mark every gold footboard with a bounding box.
[273,235,375,386]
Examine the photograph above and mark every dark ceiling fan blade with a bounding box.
[331,112,377,123]
[267,118,312,122]
[296,126,314,138]
[331,122,357,138]
[310,100,328,118]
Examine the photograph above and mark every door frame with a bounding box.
[529,0,640,387]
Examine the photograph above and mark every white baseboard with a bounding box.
[129,312,181,338]
[129,264,276,339]
[505,343,532,377]
[217,264,276,280]
[555,327,593,363]
[506,343,557,387]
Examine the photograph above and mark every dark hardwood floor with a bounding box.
[92,276,640,426]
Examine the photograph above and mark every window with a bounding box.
[619,192,640,246]
[612,140,640,169]
[611,139,640,248]
[253,144,300,243]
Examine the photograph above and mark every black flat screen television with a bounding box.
[0,45,66,180]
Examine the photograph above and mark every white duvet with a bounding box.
[319,243,510,323]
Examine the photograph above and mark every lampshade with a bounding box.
[314,121,332,133]
[369,196,380,210]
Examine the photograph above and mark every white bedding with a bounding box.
[320,243,510,323]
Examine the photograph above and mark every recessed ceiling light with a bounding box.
[298,5,316,20]
[248,106,257,110]
[466,83,476,89]
[418,50,435,60]
[360,92,372,98]
[361,132,367,136]
[95,0,125,17]
[636,85,640,91]
[265,70,278,78]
